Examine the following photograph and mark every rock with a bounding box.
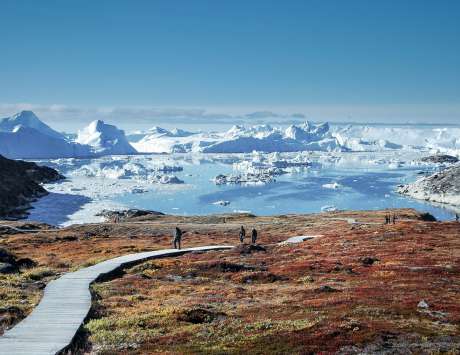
[16,258,37,269]
[0,247,36,272]
[418,300,429,309]
[240,272,285,284]
[0,248,17,264]
[0,306,24,318]
[418,212,437,222]
[0,222,54,235]
[31,281,46,290]
[360,256,379,266]
[97,209,165,221]
[421,155,459,164]
[0,262,17,274]
[177,308,225,324]
[234,244,267,255]
[198,261,258,273]
[397,165,460,207]
[0,155,64,218]
[316,285,341,293]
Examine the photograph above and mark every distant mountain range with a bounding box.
[0,111,136,159]
[1,110,459,159]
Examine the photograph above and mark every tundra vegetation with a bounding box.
[0,209,459,353]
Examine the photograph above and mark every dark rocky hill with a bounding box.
[0,155,64,218]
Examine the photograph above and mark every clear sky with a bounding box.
[1,0,459,130]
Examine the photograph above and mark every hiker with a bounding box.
[251,228,258,244]
[456,213,459,222]
[239,226,246,243]
[173,227,183,250]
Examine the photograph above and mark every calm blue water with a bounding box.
[114,157,457,221]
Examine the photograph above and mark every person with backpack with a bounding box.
[239,226,246,243]
[173,227,183,250]
[251,228,258,244]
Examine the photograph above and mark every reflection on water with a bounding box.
[116,159,457,221]
[27,193,91,225]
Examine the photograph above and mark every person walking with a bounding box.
[456,213,459,222]
[239,226,246,243]
[173,227,183,250]
[251,228,258,244]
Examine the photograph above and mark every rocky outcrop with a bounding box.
[398,164,460,207]
[420,154,459,164]
[0,155,64,218]
[0,248,36,274]
[96,209,165,222]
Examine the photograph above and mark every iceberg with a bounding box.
[0,112,140,159]
[76,120,137,155]
[0,126,92,159]
[0,110,64,140]
[133,121,347,154]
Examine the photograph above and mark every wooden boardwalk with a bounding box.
[0,245,233,355]
[279,235,321,245]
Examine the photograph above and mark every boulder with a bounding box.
[178,308,225,324]
[360,256,379,266]
[315,285,341,293]
[234,244,267,255]
[0,262,17,274]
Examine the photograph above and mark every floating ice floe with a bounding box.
[212,200,231,206]
[321,205,337,212]
[66,157,185,184]
[322,182,342,189]
[150,175,184,184]
[213,173,275,186]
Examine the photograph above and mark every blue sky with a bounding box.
[1,0,459,129]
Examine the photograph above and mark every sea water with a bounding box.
[28,152,457,226]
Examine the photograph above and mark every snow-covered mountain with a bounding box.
[0,126,92,159]
[76,120,137,155]
[0,110,64,140]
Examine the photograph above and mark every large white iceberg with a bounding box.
[0,111,92,159]
[76,120,137,155]
[0,112,139,159]
[0,110,64,140]
[132,121,347,154]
